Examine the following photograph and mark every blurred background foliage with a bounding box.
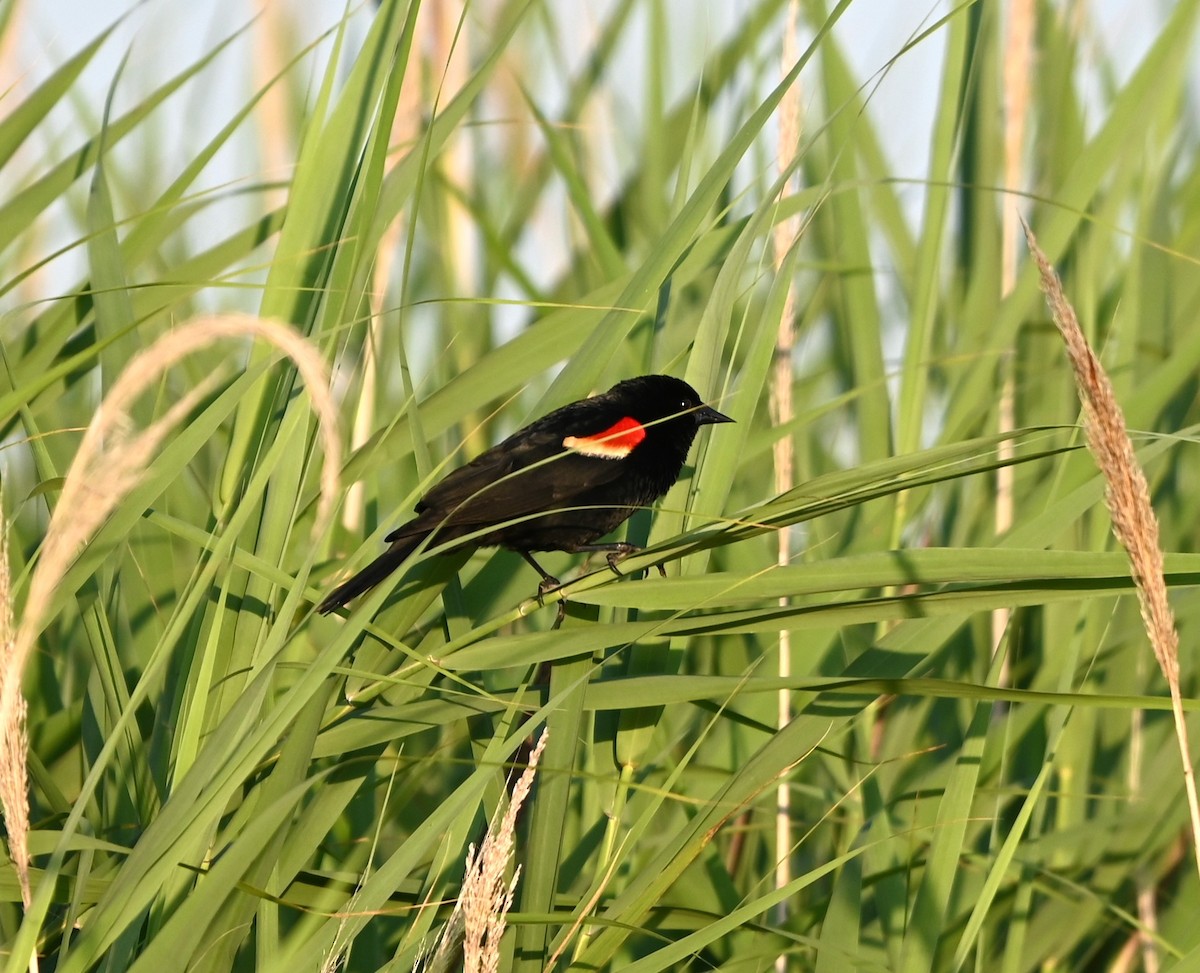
[2,0,1200,969]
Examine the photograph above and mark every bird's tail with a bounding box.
[316,537,420,615]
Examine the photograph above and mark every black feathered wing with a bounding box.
[386,418,633,543]
[321,421,630,615]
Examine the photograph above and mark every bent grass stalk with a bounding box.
[0,314,341,927]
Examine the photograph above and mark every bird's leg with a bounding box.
[520,551,561,601]
[520,551,566,626]
[573,542,666,578]
[574,541,639,575]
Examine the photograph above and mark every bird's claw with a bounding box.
[602,542,640,577]
[534,575,562,607]
[534,575,568,628]
[521,549,568,627]
[601,543,665,580]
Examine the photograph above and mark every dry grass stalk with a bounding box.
[993,0,1035,659]
[346,1,474,533]
[252,1,293,213]
[0,519,30,911]
[770,5,803,958]
[1022,221,1200,882]
[420,729,547,973]
[462,729,546,973]
[0,314,341,922]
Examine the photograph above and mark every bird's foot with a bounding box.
[573,542,640,576]
[535,574,563,607]
[535,574,567,628]
[603,543,640,576]
[580,542,666,579]
[522,552,566,621]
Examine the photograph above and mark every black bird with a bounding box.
[317,374,733,615]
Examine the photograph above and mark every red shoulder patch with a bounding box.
[563,416,646,458]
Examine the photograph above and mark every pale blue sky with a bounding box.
[7,1,1173,309]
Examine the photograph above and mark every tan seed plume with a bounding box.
[418,729,548,973]
[0,314,342,917]
[462,730,547,973]
[1022,220,1200,881]
[0,522,29,910]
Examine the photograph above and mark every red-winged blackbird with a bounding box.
[317,374,732,614]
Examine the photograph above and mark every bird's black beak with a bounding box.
[696,404,734,425]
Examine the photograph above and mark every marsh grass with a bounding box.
[2,2,1200,971]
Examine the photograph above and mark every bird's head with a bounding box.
[563,375,733,460]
